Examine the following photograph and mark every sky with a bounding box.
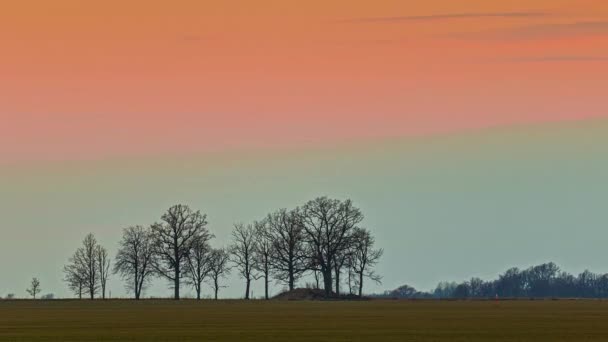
[1,0,607,298]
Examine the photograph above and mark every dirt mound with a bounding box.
[273,288,368,301]
[273,288,328,301]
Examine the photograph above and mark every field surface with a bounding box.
[2,300,608,341]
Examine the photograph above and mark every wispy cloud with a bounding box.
[506,56,608,63]
[342,12,548,23]
[479,55,608,64]
[455,21,608,40]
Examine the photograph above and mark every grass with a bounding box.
[2,299,608,341]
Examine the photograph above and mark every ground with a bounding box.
[2,299,608,341]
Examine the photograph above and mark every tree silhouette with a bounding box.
[207,248,231,300]
[26,278,41,299]
[267,209,308,291]
[114,226,156,300]
[301,197,363,297]
[185,231,214,300]
[230,223,259,299]
[151,204,209,300]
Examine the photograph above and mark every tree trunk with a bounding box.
[174,267,180,300]
[358,272,364,297]
[174,242,180,300]
[245,278,251,299]
[288,261,295,291]
[264,274,269,300]
[323,269,333,297]
[214,279,219,300]
[334,266,341,296]
[135,275,140,300]
[196,286,201,300]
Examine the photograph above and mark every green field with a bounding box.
[2,300,608,341]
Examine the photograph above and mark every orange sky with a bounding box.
[2,0,608,163]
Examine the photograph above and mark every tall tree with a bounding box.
[253,220,273,299]
[114,226,156,300]
[229,223,259,299]
[267,209,308,291]
[301,197,363,297]
[185,232,214,300]
[207,248,231,300]
[151,204,209,300]
[26,278,41,299]
[96,245,111,299]
[350,227,383,297]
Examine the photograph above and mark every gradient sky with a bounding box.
[1,1,608,298]
[2,0,608,163]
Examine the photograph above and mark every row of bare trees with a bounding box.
[63,197,382,300]
[225,197,383,299]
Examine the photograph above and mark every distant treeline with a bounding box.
[379,262,608,299]
[58,197,383,301]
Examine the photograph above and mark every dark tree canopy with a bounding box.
[380,262,608,300]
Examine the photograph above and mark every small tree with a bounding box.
[185,232,214,300]
[229,223,259,299]
[26,278,41,299]
[80,233,100,299]
[350,227,383,297]
[63,260,86,299]
[96,245,111,299]
[207,248,231,300]
[253,220,273,299]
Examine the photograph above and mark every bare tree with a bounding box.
[26,278,41,299]
[301,197,363,297]
[253,220,273,299]
[96,245,111,299]
[207,248,231,300]
[151,204,209,300]
[63,261,85,299]
[267,209,308,291]
[185,231,214,300]
[114,226,156,300]
[230,223,259,299]
[65,233,99,299]
[350,227,383,297]
[332,247,353,296]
